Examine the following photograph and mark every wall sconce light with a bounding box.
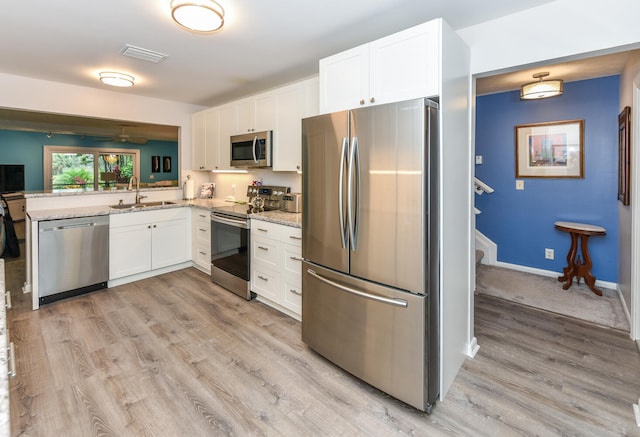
[171,0,225,33]
[520,72,563,100]
[99,71,135,87]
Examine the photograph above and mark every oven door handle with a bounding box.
[211,215,249,229]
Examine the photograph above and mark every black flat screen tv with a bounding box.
[0,164,25,193]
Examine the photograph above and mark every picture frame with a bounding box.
[162,156,171,173]
[515,119,584,178]
[151,156,160,173]
[618,106,631,206]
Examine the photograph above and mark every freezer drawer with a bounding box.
[302,261,438,412]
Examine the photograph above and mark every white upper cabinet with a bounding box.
[319,19,440,113]
[235,94,276,134]
[216,104,235,170]
[273,77,319,172]
[192,106,233,171]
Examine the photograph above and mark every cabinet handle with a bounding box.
[199,251,207,255]
[257,228,268,232]
[359,99,365,105]
[148,225,151,229]
[370,97,375,103]
[289,235,302,240]
[199,214,207,218]
[5,291,11,309]
[289,289,302,296]
[8,342,16,378]
[289,256,302,262]
[153,225,157,228]
[199,228,207,232]
[258,246,269,251]
[257,275,268,281]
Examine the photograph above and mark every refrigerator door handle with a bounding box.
[307,269,408,308]
[338,137,349,249]
[348,136,360,250]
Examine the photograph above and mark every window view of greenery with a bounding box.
[50,151,136,191]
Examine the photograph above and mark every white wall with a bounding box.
[458,0,640,76]
[0,72,205,186]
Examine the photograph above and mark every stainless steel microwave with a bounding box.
[230,130,272,168]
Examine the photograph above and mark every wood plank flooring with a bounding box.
[7,267,640,436]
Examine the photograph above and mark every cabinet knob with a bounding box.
[359,99,365,105]
[370,97,375,103]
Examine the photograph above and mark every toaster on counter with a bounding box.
[280,193,302,213]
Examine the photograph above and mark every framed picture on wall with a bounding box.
[618,106,631,206]
[515,119,584,178]
[163,156,171,173]
[151,156,160,173]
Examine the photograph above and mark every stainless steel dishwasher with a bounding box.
[38,215,109,304]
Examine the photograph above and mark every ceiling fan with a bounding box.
[94,127,148,144]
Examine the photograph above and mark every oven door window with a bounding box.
[211,220,249,280]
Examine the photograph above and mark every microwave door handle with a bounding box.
[338,137,348,249]
[252,135,258,164]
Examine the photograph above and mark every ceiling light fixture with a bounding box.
[520,72,563,100]
[99,71,135,87]
[171,0,225,33]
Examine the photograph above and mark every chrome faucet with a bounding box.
[128,176,147,203]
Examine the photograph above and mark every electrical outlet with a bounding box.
[545,248,554,260]
[475,155,483,164]
[149,174,154,179]
[231,184,236,193]
[516,180,524,190]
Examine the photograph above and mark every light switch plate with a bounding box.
[475,155,483,165]
[516,180,524,190]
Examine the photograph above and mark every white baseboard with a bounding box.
[494,261,617,291]
[466,337,480,358]
[475,230,497,265]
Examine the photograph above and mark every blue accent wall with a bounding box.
[475,76,619,282]
[0,130,178,190]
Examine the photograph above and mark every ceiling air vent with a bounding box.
[121,44,168,63]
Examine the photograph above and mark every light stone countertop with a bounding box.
[0,260,8,437]
[25,198,302,228]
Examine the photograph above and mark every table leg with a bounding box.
[577,234,602,296]
[558,232,578,289]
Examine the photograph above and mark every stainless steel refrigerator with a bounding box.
[301,98,440,413]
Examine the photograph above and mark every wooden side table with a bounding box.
[554,221,606,296]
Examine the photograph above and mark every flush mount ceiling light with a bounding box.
[171,0,225,33]
[99,71,135,87]
[520,72,563,100]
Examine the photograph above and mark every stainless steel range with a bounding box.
[210,185,290,300]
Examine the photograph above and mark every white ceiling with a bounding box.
[1,0,556,107]
[1,0,629,138]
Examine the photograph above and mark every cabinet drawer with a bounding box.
[283,274,302,313]
[252,220,302,246]
[193,209,210,223]
[195,223,210,244]
[194,244,210,267]
[284,245,303,275]
[251,263,279,302]
[252,236,279,267]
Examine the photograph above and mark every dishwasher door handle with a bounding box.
[41,222,99,232]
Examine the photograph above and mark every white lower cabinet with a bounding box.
[191,209,211,273]
[250,220,302,320]
[109,208,189,282]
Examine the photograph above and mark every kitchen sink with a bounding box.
[110,201,175,209]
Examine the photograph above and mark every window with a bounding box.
[44,146,140,191]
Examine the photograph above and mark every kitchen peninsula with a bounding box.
[23,187,301,311]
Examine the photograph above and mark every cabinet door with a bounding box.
[216,104,236,170]
[254,93,276,132]
[192,110,208,170]
[369,20,440,105]
[152,218,189,269]
[273,85,305,172]
[204,108,219,170]
[109,224,152,279]
[319,43,369,113]
[235,99,255,134]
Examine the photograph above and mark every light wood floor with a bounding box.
[7,267,640,436]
